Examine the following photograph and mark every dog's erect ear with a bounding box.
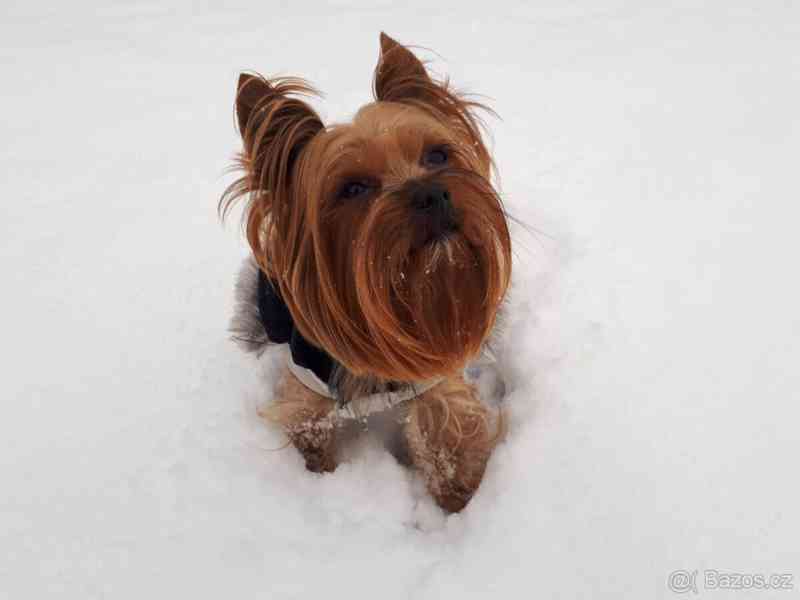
[236,73,273,136]
[221,74,324,280]
[234,73,323,190]
[374,32,434,101]
[372,34,492,175]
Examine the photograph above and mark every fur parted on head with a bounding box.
[221,33,511,383]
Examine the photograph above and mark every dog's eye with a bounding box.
[423,146,449,167]
[339,180,370,199]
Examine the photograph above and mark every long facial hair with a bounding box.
[351,168,510,381]
[221,34,511,383]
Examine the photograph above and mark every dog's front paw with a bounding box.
[301,446,337,473]
[422,445,490,513]
[286,418,338,473]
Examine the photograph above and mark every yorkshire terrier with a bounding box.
[221,33,511,512]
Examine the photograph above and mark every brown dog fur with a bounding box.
[223,33,510,512]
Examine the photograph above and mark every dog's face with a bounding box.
[224,33,511,382]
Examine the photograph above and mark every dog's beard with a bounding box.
[344,170,511,381]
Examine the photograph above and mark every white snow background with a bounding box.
[2,1,799,598]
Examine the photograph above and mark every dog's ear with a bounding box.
[221,74,324,276]
[236,73,272,136]
[236,73,274,137]
[374,33,433,101]
[235,73,323,190]
[372,34,493,175]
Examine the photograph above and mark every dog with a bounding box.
[221,33,511,512]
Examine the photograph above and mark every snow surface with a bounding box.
[2,1,799,598]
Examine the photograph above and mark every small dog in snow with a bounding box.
[222,33,511,512]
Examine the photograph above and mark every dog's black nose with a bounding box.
[410,182,458,243]
[412,182,452,214]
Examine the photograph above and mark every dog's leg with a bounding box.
[259,368,339,473]
[403,377,499,512]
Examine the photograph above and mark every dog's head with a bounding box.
[223,33,511,382]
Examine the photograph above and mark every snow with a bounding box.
[2,1,799,598]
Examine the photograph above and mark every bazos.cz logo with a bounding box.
[667,569,793,594]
